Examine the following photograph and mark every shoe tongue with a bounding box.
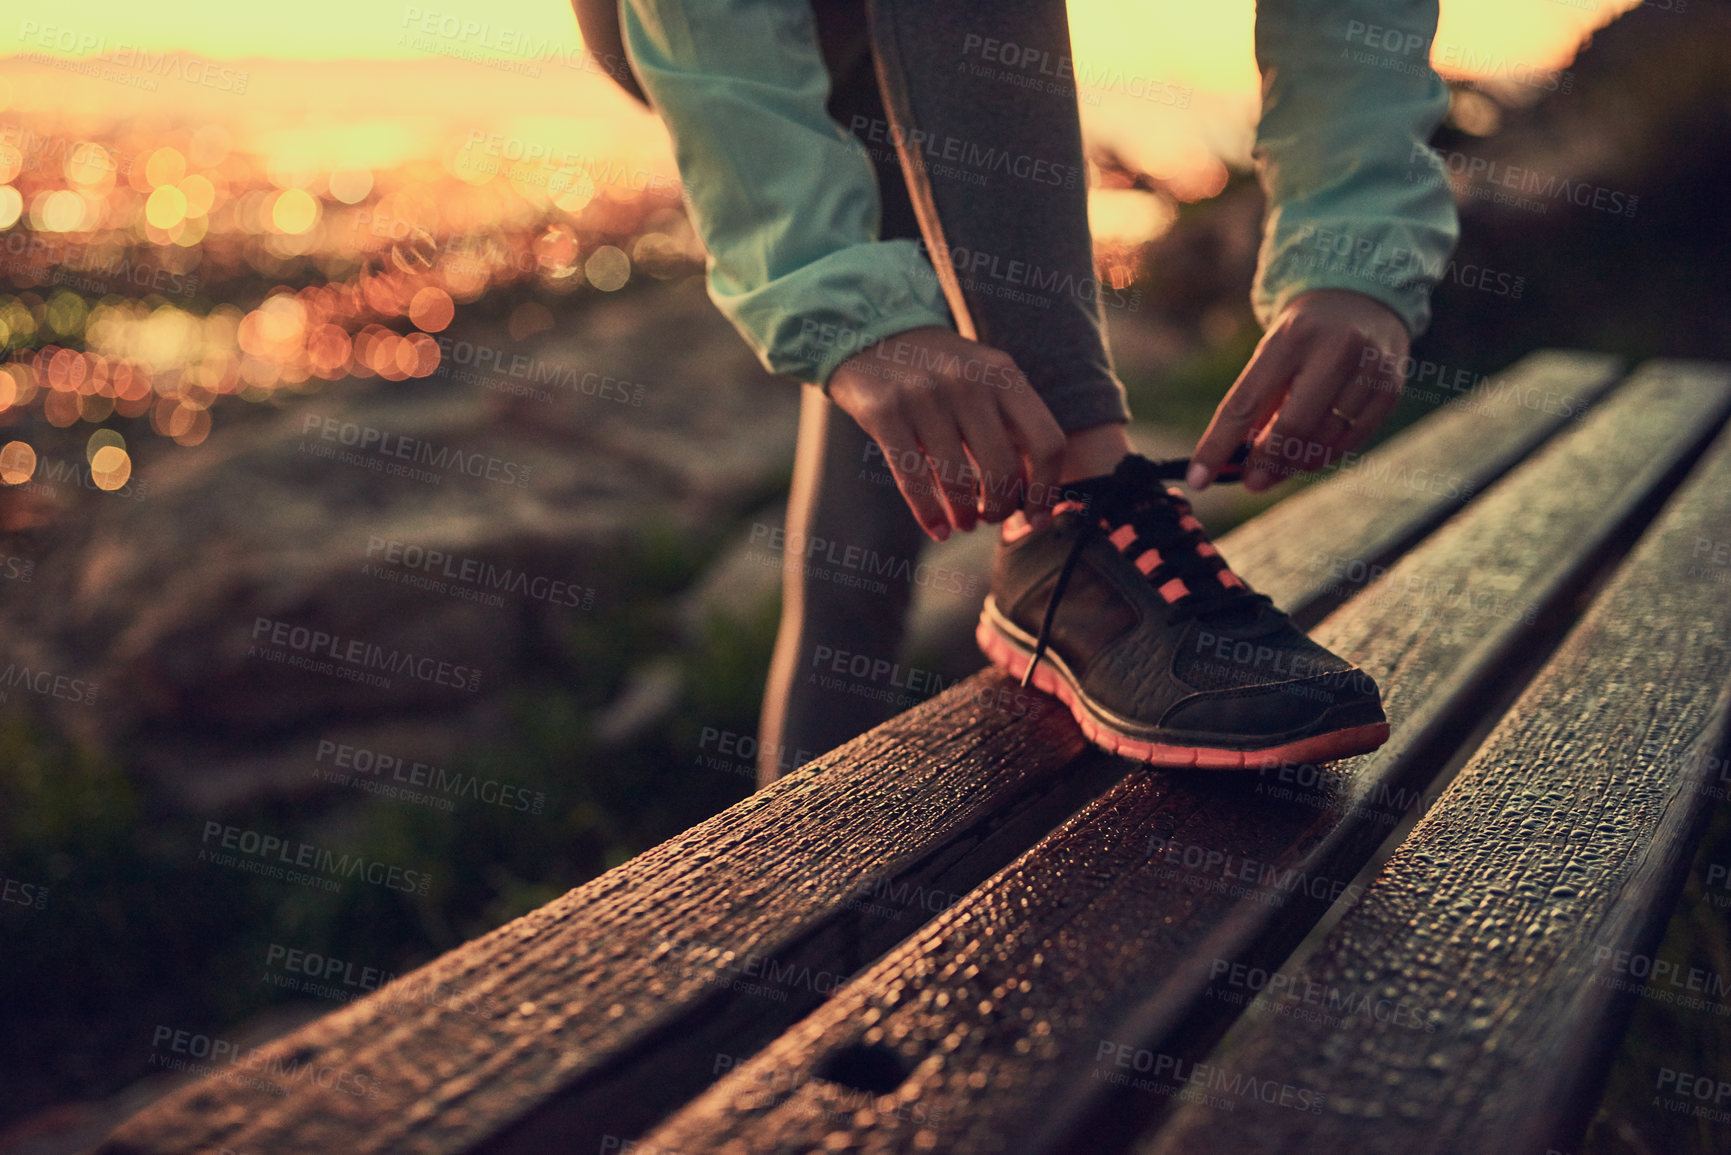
[1118,452,1189,481]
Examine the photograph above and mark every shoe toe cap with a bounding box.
[1158,669,1385,738]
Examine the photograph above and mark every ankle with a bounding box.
[1060,423,1134,483]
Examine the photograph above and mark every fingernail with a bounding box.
[1243,469,1268,493]
[932,523,951,543]
[1186,463,1211,490]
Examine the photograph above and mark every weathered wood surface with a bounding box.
[97,351,1641,1155]
[635,362,1731,1155]
[1140,383,1731,1155]
[101,686,1105,1155]
[1217,349,1623,624]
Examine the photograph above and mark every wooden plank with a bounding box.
[1139,381,1731,1155]
[632,362,1731,1155]
[97,351,1622,1155]
[99,686,1107,1155]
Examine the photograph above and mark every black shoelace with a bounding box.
[1021,444,1268,689]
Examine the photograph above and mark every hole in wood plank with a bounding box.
[814,1041,911,1095]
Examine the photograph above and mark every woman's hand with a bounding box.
[1187,290,1409,492]
[827,327,1068,541]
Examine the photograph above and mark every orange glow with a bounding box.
[584,246,629,292]
[271,188,320,234]
[48,348,81,391]
[394,331,437,377]
[180,174,218,217]
[0,0,1636,466]
[90,444,133,490]
[44,388,81,427]
[171,406,213,447]
[3,364,40,408]
[189,124,234,168]
[146,185,190,229]
[0,441,37,485]
[38,190,88,232]
[145,148,188,190]
[329,166,375,204]
[409,287,455,333]
[370,332,405,380]
[306,324,353,378]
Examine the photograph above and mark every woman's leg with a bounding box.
[754,1,929,786]
[590,0,1122,783]
[864,0,1131,436]
[755,385,925,785]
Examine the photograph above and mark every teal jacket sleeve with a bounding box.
[1251,0,1461,337]
[620,0,953,385]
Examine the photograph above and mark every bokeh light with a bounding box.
[146,185,190,229]
[89,444,133,490]
[584,246,631,292]
[0,440,36,485]
[145,147,188,189]
[328,166,374,204]
[271,188,321,234]
[38,190,88,232]
[86,428,127,463]
[15,0,1557,470]
[180,174,218,217]
[408,287,454,333]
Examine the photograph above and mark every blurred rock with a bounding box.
[591,657,685,748]
[0,277,800,810]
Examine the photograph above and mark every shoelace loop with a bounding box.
[1020,445,1269,689]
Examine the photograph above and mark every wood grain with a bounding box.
[1140,383,1731,1155]
[100,679,1106,1155]
[95,352,1635,1155]
[636,362,1731,1155]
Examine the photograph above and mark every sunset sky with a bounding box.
[0,0,1651,477]
[2,0,1641,239]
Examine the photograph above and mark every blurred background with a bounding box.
[1,0,1728,1151]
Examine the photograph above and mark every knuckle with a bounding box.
[853,390,899,425]
[1282,310,1320,341]
[1223,392,1259,421]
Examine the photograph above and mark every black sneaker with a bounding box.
[976,451,1388,769]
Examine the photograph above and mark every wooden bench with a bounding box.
[100,351,1731,1155]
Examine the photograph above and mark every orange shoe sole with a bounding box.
[976,601,1389,770]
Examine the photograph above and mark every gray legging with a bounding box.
[578,0,1129,783]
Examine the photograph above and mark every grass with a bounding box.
[0,512,782,1127]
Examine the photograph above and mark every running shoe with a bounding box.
[976,450,1389,768]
